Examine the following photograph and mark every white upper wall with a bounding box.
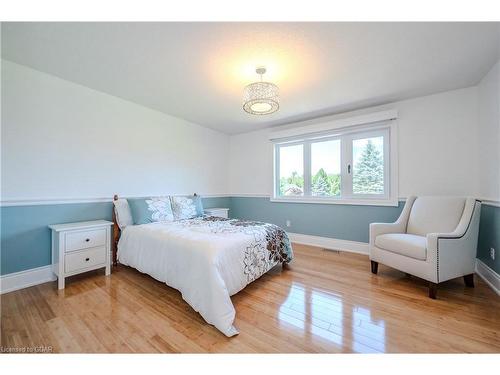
[1,60,230,202]
[229,87,480,199]
[2,58,497,204]
[477,59,500,202]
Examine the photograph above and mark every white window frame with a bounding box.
[271,116,398,207]
[344,127,391,201]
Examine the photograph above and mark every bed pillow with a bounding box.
[113,198,134,229]
[127,197,174,225]
[170,195,204,220]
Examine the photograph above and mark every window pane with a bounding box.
[278,144,304,196]
[311,140,341,197]
[352,136,384,194]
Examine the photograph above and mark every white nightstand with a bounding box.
[49,220,113,289]
[204,208,230,218]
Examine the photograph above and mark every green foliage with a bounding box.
[288,171,304,188]
[312,168,329,196]
[280,170,304,196]
[352,140,384,194]
[280,168,341,197]
[312,168,340,196]
[327,173,341,196]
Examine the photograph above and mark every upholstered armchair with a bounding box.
[369,196,481,299]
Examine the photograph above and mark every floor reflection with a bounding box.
[277,282,386,352]
[352,306,386,353]
[278,282,343,347]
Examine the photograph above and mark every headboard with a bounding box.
[112,194,120,266]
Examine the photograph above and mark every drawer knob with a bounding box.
[85,238,90,242]
[85,258,90,261]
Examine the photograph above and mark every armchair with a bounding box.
[369,196,481,299]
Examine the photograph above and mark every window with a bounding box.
[311,139,341,197]
[278,143,304,197]
[273,121,396,206]
[352,134,385,195]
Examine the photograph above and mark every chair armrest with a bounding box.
[370,222,405,239]
[426,198,479,248]
[427,230,465,245]
[369,196,417,245]
[426,200,481,282]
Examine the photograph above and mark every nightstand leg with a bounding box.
[105,264,110,276]
[58,276,65,290]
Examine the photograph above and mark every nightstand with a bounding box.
[49,220,113,289]
[204,207,230,218]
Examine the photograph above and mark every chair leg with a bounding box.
[370,260,378,274]
[429,282,438,299]
[463,273,474,287]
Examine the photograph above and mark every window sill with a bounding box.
[269,197,400,207]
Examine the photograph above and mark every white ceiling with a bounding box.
[2,22,499,134]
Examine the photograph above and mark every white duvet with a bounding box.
[117,216,293,337]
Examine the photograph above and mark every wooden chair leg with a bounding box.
[463,273,474,287]
[429,282,438,299]
[370,260,378,274]
[282,261,288,270]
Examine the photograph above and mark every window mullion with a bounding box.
[274,145,280,197]
[303,141,311,196]
[341,135,353,199]
[383,129,390,199]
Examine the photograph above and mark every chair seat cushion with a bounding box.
[375,233,427,260]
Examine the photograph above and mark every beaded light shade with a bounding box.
[243,67,279,115]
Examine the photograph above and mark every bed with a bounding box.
[112,195,293,337]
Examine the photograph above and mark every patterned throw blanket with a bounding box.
[176,216,294,282]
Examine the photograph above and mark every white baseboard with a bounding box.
[0,265,56,294]
[2,248,496,296]
[288,232,369,255]
[475,259,500,296]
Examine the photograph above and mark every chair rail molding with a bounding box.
[0,194,232,207]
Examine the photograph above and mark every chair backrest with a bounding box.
[406,196,466,236]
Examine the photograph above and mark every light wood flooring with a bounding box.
[1,244,499,353]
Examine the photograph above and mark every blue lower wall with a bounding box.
[477,204,500,273]
[1,196,498,276]
[229,197,404,243]
[0,197,230,275]
[1,202,113,275]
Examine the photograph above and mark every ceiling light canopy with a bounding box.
[243,67,279,115]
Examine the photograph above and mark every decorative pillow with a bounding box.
[113,198,133,229]
[170,195,204,220]
[127,197,174,225]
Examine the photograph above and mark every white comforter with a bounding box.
[117,216,292,337]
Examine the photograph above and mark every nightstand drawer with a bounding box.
[65,246,106,273]
[65,228,106,252]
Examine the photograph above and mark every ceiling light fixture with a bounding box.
[243,67,279,115]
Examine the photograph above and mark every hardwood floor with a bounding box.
[1,243,499,353]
